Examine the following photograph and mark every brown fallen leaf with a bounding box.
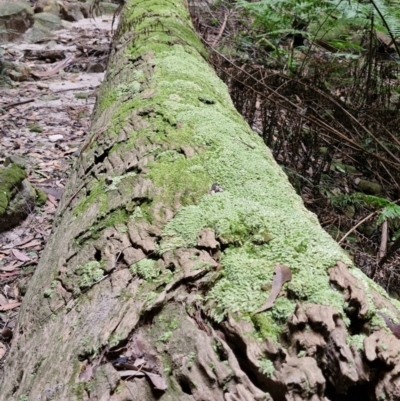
[0,343,7,360]
[0,302,21,311]
[11,249,31,262]
[0,271,21,278]
[19,239,42,249]
[118,370,167,391]
[253,264,292,315]
[0,294,8,306]
[144,371,168,391]
[0,261,19,272]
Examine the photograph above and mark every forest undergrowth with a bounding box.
[189,0,400,296]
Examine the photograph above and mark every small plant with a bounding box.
[258,358,275,377]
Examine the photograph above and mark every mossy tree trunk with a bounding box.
[1,1,400,400]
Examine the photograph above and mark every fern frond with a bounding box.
[377,204,400,225]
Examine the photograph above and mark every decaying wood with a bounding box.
[1,1,400,400]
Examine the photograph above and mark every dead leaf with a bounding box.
[11,249,31,262]
[20,239,42,249]
[254,264,292,315]
[144,371,168,391]
[0,271,21,278]
[0,302,21,311]
[119,370,145,377]
[0,294,8,306]
[0,343,6,360]
[134,357,146,367]
[0,261,19,272]
[47,194,58,205]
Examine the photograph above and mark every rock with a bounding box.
[0,2,34,42]
[61,20,73,30]
[100,2,119,14]
[59,1,85,21]
[24,24,55,43]
[0,163,35,232]
[0,58,31,82]
[34,12,62,31]
[357,179,383,195]
[48,134,64,142]
[4,155,27,169]
[33,0,60,15]
[87,62,106,73]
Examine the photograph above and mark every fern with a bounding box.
[236,0,400,56]
[377,204,400,225]
[331,192,400,226]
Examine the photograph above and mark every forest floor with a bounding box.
[0,14,115,354]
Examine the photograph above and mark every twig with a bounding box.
[379,220,388,261]
[1,99,35,110]
[212,11,229,47]
[338,211,377,244]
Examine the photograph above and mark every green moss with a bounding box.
[0,163,26,214]
[35,188,47,206]
[73,179,108,217]
[28,123,42,133]
[258,359,274,378]
[148,151,211,204]
[347,334,366,351]
[130,259,159,280]
[78,0,389,349]
[253,312,282,342]
[75,261,104,290]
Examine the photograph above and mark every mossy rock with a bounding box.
[33,12,62,31]
[0,2,34,42]
[0,162,44,232]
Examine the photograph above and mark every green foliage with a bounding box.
[236,0,400,63]
[330,192,400,227]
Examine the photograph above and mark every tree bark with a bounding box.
[1,1,400,400]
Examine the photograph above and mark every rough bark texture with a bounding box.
[2,1,400,400]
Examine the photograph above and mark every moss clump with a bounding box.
[73,179,108,217]
[0,163,26,214]
[347,334,366,351]
[258,359,275,378]
[148,151,211,205]
[130,259,159,280]
[35,188,47,206]
[75,261,104,290]
[28,123,42,133]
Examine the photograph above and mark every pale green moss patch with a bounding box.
[148,152,211,204]
[0,163,26,214]
[258,359,275,378]
[75,261,104,290]
[347,334,366,351]
[130,259,159,280]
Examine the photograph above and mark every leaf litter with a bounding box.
[0,13,116,367]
